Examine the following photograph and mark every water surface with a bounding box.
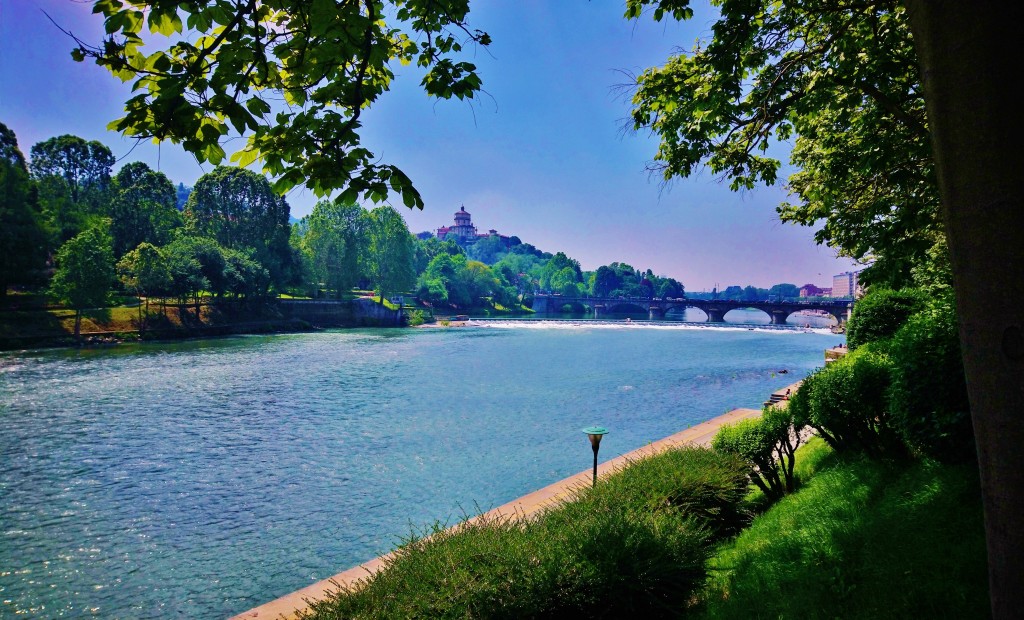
[0,317,841,618]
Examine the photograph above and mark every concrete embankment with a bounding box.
[231,384,801,620]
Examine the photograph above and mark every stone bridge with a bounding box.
[531,295,853,325]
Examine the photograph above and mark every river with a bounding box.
[0,312,841,618]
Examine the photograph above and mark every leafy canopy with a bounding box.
[628,0,938,287]
[76,0,491,208]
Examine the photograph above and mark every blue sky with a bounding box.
[0,0,858,290]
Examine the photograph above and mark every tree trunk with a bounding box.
[905,2,1024,617]
[73,309,82,341]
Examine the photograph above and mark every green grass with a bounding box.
[296,438,988,619]
[695,438,989,620]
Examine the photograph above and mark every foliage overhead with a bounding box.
[77,0,491,207]
[628,0,939,287]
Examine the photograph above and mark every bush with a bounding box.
[888,303,973,460]
[585,446,752,539]
[301,446,747,619]
[803,348,903,457]
[405,308,426,326]
[846,288,927,350]
[713,407,804,502]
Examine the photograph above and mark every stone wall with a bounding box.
[278,299,403,327]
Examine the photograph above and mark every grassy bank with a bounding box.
[696,439,988,619]
[0,297,312,350]
[302,447,749,619]
[296,438,987,619]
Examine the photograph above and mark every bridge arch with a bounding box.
[604,302,649,315]
[662,305,707,321]
[722,307,773,324]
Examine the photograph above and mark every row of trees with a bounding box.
[3,122,688,322]
[689,283,804,302]
[0,124,422,329]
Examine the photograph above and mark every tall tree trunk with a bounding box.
[905,3,1024,617]
[73,309,82,341]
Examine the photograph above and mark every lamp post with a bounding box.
[581,426,608,488]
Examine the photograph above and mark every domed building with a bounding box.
[436,206,478,242]
[434,205,512,247]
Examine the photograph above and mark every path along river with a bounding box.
[0,310,841,618]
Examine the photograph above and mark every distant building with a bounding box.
[436,205,511,247]
[832,271,862,298]
[799,284,832,298]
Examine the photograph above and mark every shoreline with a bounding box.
[230,393,800,620]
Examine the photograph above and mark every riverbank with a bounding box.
[0,297,405,351]
[232,398,797,620]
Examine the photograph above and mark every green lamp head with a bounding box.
[581,426,608,450]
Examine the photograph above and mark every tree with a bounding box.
[628,0,937,288]
[300,199,370,298]
[109,162,182,257]
[29,134,114,242]
[713,406,802,501]
[768,283,799,300]
[77,0,490,207]
[50,226,115,339]
[164,235,227,311]
[539,252,582,292]
[222,248,271,300]
[0,121,47,299]
[593,265,621,297]
[629,3,1023,607]
[366,206,416,304]
[903,3,1024,614]
[845,287,927,349]
[185,166,292,288]
[117,242,171,332]
[414,236,463,274]
[466,235,507,265]
[164,240,207,309]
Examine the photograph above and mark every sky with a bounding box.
[0,0,859,291]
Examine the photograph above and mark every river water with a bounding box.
[0,312,840,618]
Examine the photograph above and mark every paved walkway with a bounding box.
[231,384,800,620]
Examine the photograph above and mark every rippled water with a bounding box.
[0,315,841,618]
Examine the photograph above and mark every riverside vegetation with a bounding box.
[295,288,986,619]
[2,121,822,349]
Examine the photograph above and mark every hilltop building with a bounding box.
[435,205,511,247]
[832,270,862,298]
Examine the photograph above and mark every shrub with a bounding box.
[713,407,804,502]
[584,446,752,539]
[301,446,747,619]
[804,348,903,457]
[888,303,973,460]
[405,309,426,326]
[846,288,927,350]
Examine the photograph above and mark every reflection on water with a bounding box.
[0,322,841,618]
